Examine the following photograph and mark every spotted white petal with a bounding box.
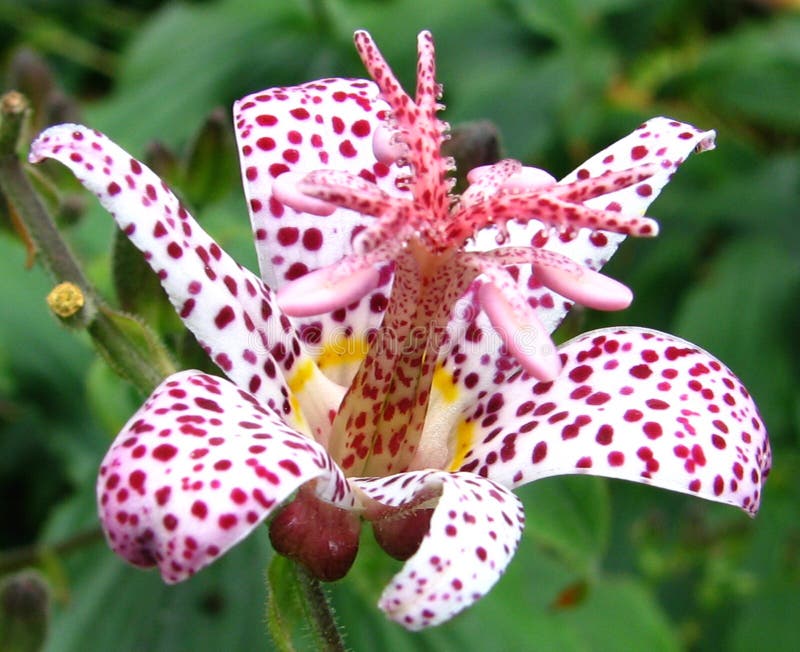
[355,471,524,630]
[97,371,355,583]
[29,124,343,438]
[446,327,770,514]
[234,78,408,385]
[469,117,717,334]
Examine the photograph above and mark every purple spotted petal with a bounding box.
[355,471,524,630]
[97,370,354,583]
[449,328,770,514]
[469,117,716,333]
[29,124,343,439]
[234,79,408,385]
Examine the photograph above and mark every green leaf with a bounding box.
[673,237,800,440]
[182,107,240,210]
[43,496,272,652]
[504,0,650,45]
[85,357,141,435]
[111,228,181,335]
[86,0,340,151]
[561,576,681,652]
[662,15,800,134]
[518,475,611,570]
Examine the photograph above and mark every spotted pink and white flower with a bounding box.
[30,31,770,630]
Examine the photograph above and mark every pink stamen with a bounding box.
[273,171,337,216]
[533,263,632,311]
[478,280,561,381]
[277,259,381,317]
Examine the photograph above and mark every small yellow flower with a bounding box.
[46,281,84,318]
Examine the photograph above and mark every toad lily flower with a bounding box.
[30,31,770,630]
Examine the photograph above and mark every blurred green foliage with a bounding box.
[1,0,798,650]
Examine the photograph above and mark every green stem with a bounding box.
[0,91,173,394]
[0,93,93,298]
[267,555,347,652]
[295,564,347,652]
[0,528,104,574]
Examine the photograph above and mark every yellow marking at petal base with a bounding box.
[448,420,475,472]
[315,336,369,369]
[288,359,315,394]
[432,364,459,404]
[288,395,306,430]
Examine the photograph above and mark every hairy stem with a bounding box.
[0,91,173,394]
[266,555,348,652]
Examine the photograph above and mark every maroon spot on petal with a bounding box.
[191,501,208,519]
[196,397,223,412]
[230,488,247,505]
[476,546,487,561]
[152,443,178,462]
[257,137,276,151]
[339,140,357,157]
[278,459,301,476]
[692,444,706,466]
[568,365,593,383]
[107,181,121,196]
[302,228,323,251]
[285,262,308,280]
[214,306,235,329]
[711,434,726,449]
[532,441,547,463]
[713,475,724,496]
[155,486,171,506]
[576,456,592,468]
[256,114,277,126]
[369,293,387,313]
[631,145,648,160]
[218,514,238,530]
[163,514,178,531]
[629,364,652,379]
[643,421,662,439]
[586,392,610,406]
[277,226,299,246]
[129,470,146,494]
[352,119,371,137]
[646,398,669,410]
[596,424,614,445]
[608,451,625,466]
[624,409,643,422]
